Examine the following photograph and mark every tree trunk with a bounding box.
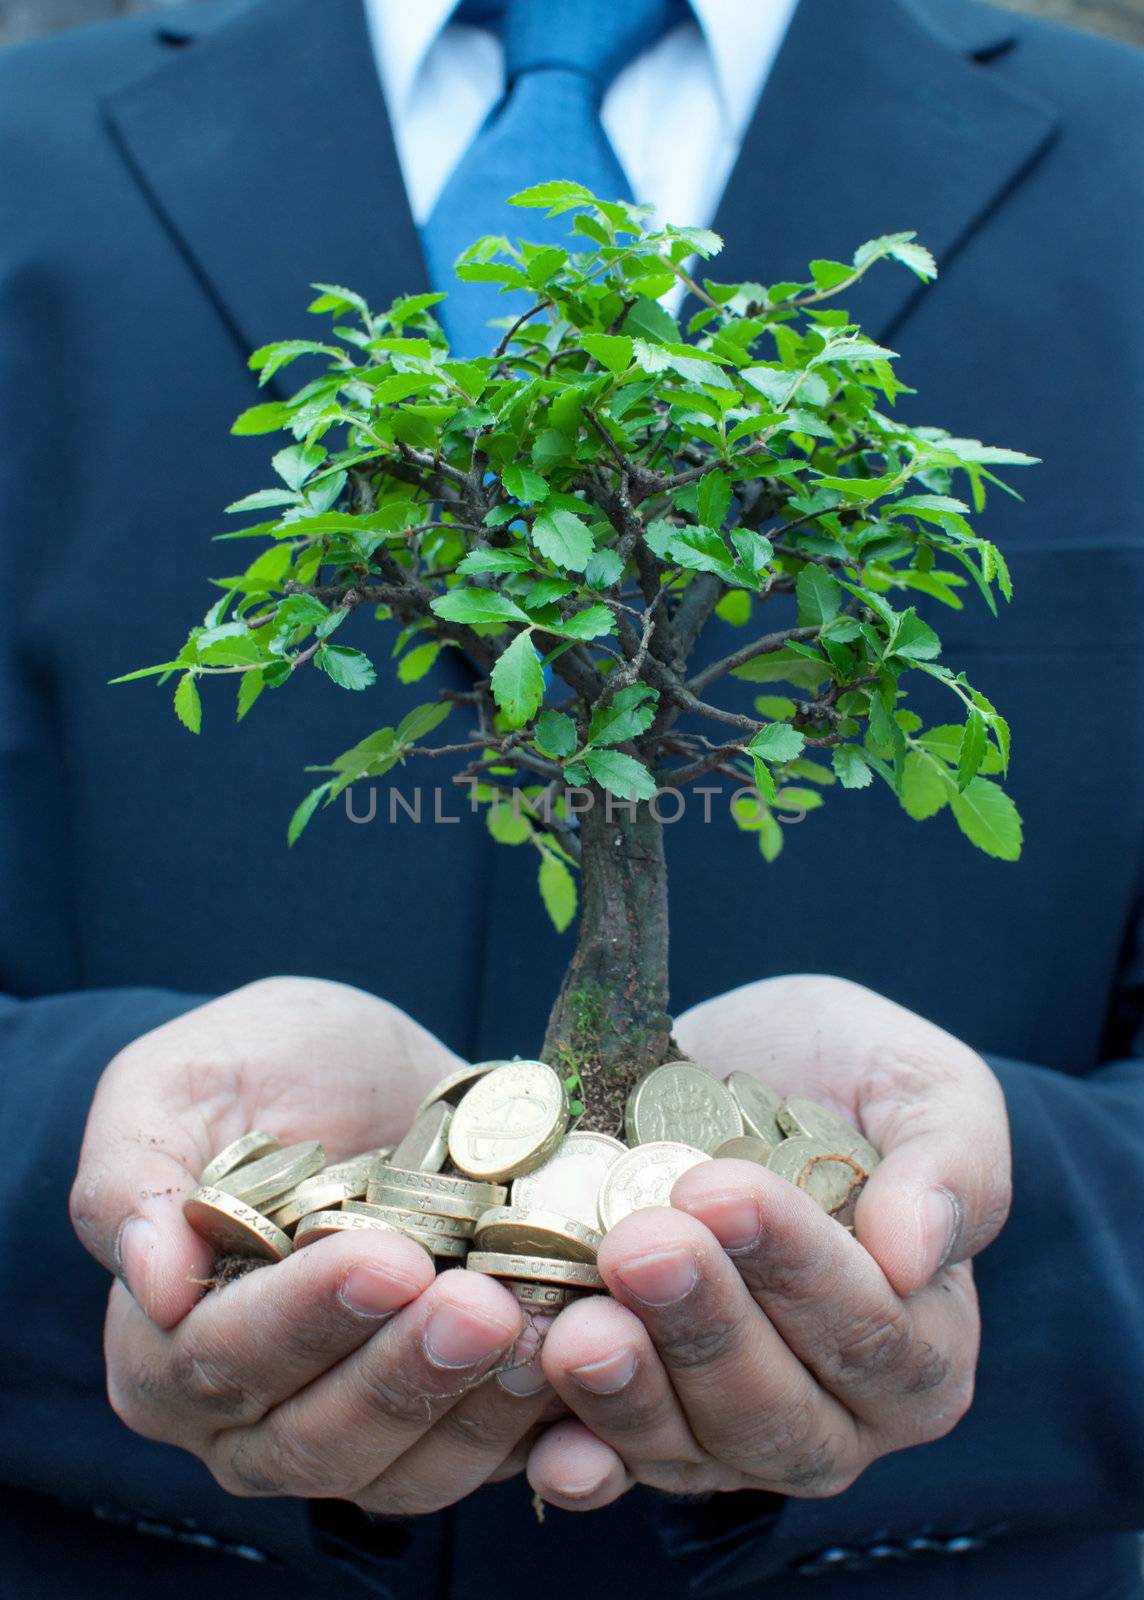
[541,795,674,1134]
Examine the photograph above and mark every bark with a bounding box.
[541,794,674,1134]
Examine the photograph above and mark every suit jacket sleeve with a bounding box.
[641,960,1144,1591]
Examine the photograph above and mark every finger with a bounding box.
[540,1295,725,1495]
[211,1269,522,1499]
[357,1314,558,1515]
[673,1160,976,1437]
[527,1419,633,1512]
[855,1037,1011,1294]
[70,1017,218,1327]
[104,1230,435,1441]
[599,1206,860,1494]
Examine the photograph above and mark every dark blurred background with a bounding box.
[1,0,1142,46]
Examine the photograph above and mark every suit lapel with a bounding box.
[103,0,428,365]
[711,0,1058,339]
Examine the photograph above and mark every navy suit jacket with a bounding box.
[0,0,1142,1595]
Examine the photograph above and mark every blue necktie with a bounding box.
[422,0,688,355]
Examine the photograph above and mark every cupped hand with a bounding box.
[527,974,1010,1510]
[71,977,559,1513]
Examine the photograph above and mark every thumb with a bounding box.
[855,1047,1012,1296]
[70,1041,214,1329]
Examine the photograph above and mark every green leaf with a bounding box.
[502,465,550,503]
[225,488,301,514]
[288,781,332,846]
[809,259,856,291]
[531,508,594,572]
[888,608,942,661]
[581,749,657,802]
[487,798,532,845]
[397,641,442,683]
[956,708,987,790]
[696,470,732,531]
[585,548,625,588]
[832,746,873,789]
[236,669,265,721]
[853,231,938,282]
[748,723,806,763]
[316,645,376,691]
[918,724,1003,775]
[431,589,530,625]
[456,549,534,576]
[539,851,577,933]
[810,336,898,368]
[396,701,451,746]
[717,590,751,626]
[508,179,595,212]
[271,443,326,492]
[174,672,202,734]
[949,777,1023,860]
[796,565,843,626]
[587,686,658,748]
[900,750,951,820]
[490,631,544,726]
[535,709,578,758]
[581,333,633,374]
[231,402,294,436]
[543,603,615,641]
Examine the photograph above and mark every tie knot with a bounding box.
[464,0,690,93]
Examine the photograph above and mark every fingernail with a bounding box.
[423,1303,514,1369]
[570,1348,638,1395]
[340,1266,419,1318]
[497,1359,550,1396]
[920,1188,961,1274]
[615,1247,697,1306]
[116,1217,157,1302]
[690,1194,761,1253]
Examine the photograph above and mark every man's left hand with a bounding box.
[526,975,1011,1510]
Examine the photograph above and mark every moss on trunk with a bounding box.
[542,795,674,1133]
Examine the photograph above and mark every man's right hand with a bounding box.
[70,977,556,1514]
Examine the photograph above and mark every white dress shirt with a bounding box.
[363,0,800,233]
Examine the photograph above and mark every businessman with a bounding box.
[0,0,1142,1597]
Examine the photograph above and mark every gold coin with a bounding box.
[294,1208,430,1253]
[724,1072,785,1146]
[510,1131,627,1230]
[448,1061,569,1182]
[216,1141,325,1209]
[474,1206,602,1264]
[183,1185,292,1261]
[767,1136,867,1217]
[406,1229,469,1259]
[367,1162,506,1207]
[344,1200,475,1239]
[389,1103,453,1174]
[413,1061,508,1119]
[267,1179,355,1232]
[466,1251,604,1289]
[367,1182,484,1223]
[506,1280,584,1311]
[625,1062,741,1153]
[318,1152,384,1195]
[775,1097,881,1172]
[598,1141,711,1231]
[200,1131,281,1186]
[712,1135,776,1164]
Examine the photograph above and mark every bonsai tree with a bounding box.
[121,181,1032,1133]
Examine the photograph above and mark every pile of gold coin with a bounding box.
[183,1058,880,1304]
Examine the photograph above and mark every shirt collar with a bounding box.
[365,0,798,134]
[364,0,459,119]
[690,0,801,138]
